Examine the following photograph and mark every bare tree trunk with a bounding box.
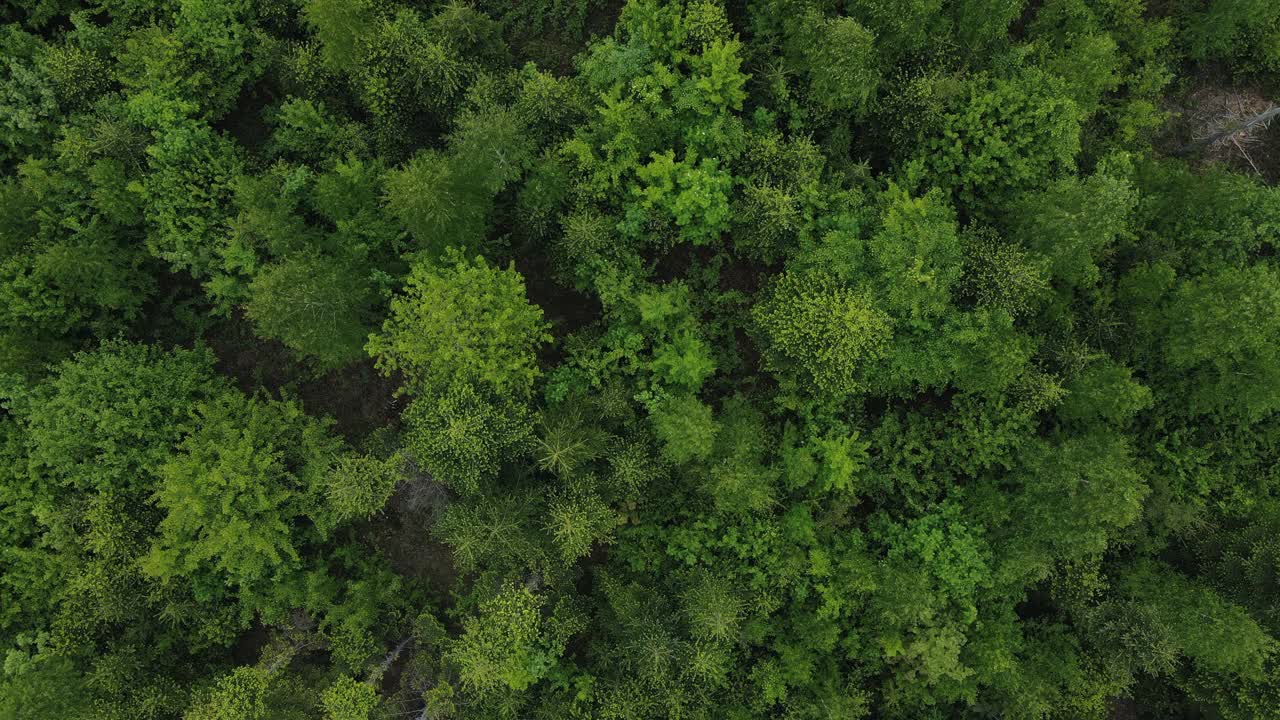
[1177,105,1280,156]
[368,636,413,685]
[263,636,315,674]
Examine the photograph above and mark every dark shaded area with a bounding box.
[206,314,403,442]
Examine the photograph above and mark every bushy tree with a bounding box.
[20,341,222,495]
[244,254,377,369]
[753,270,892,397]
[865,186,964,323]
[1007,166,1136,291]
[1173,0,1280,70]
[367,252,550,398]
[1002,432,1148,582]
[402,381,533,496]
[143,391,344,608]
[906,70,1082,214]
[302,0,374,71]
[382,150,491,255]
[866,502,993,708]
[447,584,550,693]
[1160,265,1280,420]
[545,480,617,564]
[0,155,154,372]
[629,150,734,245]
[650,393,718,465]
[0,342,224,649]
[0,652,89,720]
[323,454,402,524]
[960,226,1049,318]
[0,26,57,166]
[800,14,880,114]
[137,122,242,280]
[183,666,275,720]
[321,675,378,720]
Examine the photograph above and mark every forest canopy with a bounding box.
[2,0,1280,718]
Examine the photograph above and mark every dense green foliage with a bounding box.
[2,1,1280,718]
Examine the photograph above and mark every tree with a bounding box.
[0,341,226,652]
[864,186,964,323]
[950,0,1027,56]
[545,480,617,563]
[321,675,378,720]
[143,391,344,610]
[181,653,323,720]
[137,121,242,280]
[434,492,547,575]
[0,26,57,167]
[1132,159,1280,275]
[841,0,946,58]
[781,420,871,496]
[1058,359,1153,425]
[864,502,994,710]
[0,652,89,720]
[960,226,1049,319]
[382,149,491,256]
[171,0,262,117]
[367,252,550,398]
[402,381,533,496]
[1109,560,1274,682]
[302,0,375,71]
[650,393,718,465]
[0,152,154,372]
[1159,264,1280,420]
[245,254,377,369]
[310,3,504,123]
[1174,0,1280,68]
[184,666,274,720]
[20,341,222,495]
[447,584,554,694]
[1000,431,1148,583]
[753,270,892,397]
[1006,167,1136,291]
[629,150,734,245]
[906,69,1082,215]
[801,14,880,115]
[114,16,247,125]
[266,99,369,165]
[323,454,403,525]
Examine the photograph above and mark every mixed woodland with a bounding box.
[2,0,1280,718]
